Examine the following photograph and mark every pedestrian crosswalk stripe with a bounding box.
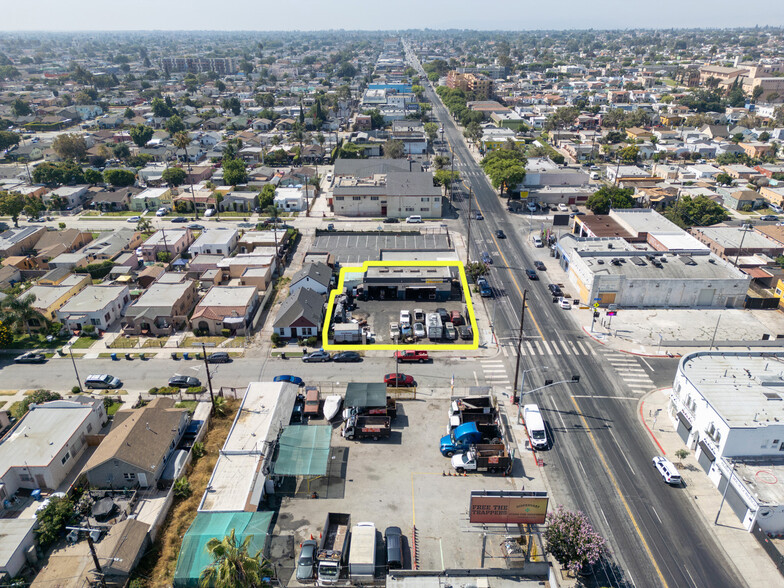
[534,340,543,354]
[483,368,507,373]
[526,341,535,355]
[541,340,552,355]
[576,341,589,355]
[568,340,580,355]
[552,340,562,355]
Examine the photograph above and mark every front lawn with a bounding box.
[70,337,97,349]
[174,400,198,413]
[181,336,228,347]
[108,337,139,349]
[11,333,70,349]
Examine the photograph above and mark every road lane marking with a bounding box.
[640,357,654,371]
[569,395,669,587]
[608,428,635,475]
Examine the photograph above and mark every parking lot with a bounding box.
[312,232,450,264]
[273,397,521,582]
[354,300,472,344]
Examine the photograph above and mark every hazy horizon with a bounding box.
[3,0,784,32]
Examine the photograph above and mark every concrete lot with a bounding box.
[313,232,450,264]
[356,300,470,344]
[273,398,521,582]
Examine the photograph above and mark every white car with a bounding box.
[389,322,400,340]
[413,322,426,338]
[406,215,423,223]
[653,456,682,485]
[558,203,568,211]
[156,207,168,217]
[127,215,141,223]
[204,208,216,217]
[559,297,572,310]
[399,310,411,327]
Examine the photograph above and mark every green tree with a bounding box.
[35,496,75,549]
[384,139,405,159]
[545,106,581,131]
[151,97,174,118]
[157,251,172,263]
[618,145,639,164]
[433,155,450,170]
[0,130,20,151]
[12,389,61,419]
[104,169,136,187]
[123,107,135,119]
[199,529,273,588]
[337,142,363,159]
[11,98,31,117]
[136,217,153,233]
[130,124,154,148]
[362,109,385,130]
[0,321,11,348]
[52,133,87,161]
[173,477,192,499]
[434,169,460,188]
[162,167,187,187]
[759,131,771,142]
[222,97,242,116]
[752,85,764,103]
[716,173,733,186]
[664,195,729,228]
[84,168,103,184]
[480,148,527,198]
[0,191,25,227]
[165,115,185,136]
[258,184,276,209]
[586,186,635,214]
[212,395,228,418]
[424,122,439,142]
[464,121,483,144]
[113,142,131,160]
[222,158,247,186]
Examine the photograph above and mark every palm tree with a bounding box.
[136,217,153,233]
[2,293,45,335]
[173,131,198,218]
[199,529,273,588]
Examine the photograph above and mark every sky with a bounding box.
[3,0,784,31]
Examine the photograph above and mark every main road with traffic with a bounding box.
[404,42,743,588]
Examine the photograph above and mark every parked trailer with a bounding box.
[451,443,512,473]
[426,312,442,340]
[348,522,377,582]
[317,513,351,584]
[342,415,392,441]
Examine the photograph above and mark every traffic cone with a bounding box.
[310,534,314,540]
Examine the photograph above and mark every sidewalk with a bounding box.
[640,388,781,586]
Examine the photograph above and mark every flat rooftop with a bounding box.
[734,459,784,505]
[680,351,784,428]
[312,232,451,264]
[198,286,256,307]
[575,215,636,239]
[222,382,297,453]
[611,208,684,237]
[130,281,191,309]
[199,453,260,512]
[58,285,126,313]
[694,226,784,250]
[365,266,453,280]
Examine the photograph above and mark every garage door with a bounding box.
[676,412,692,444]
[718,474,750,523]
[697,288,715,307]
[697,441,715,474]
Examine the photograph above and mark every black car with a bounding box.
[435,307,449,323]
[333,351,362,363]
[496,229,506,239]
[525,269,538,280]
[187,223,205,231]
[458,325,473,340]
[385,526,403,569]
[534,261,546,271]
[548,283,563,297]
[13,352,46,364]
[168,375,202,388]
[383,217,400,224]
[171,217,187,223]
[207,352,231,364]
[291,394,305,422]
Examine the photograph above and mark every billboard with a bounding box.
[469,491,549,525]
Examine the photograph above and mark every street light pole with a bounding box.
[512,290,529,403]
[69,348,83,393]
[517,366,549,423]
[200,343,216,411]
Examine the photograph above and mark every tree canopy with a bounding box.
[0,130,20,151]
[129,124,154,148]
[52,133,87,161]
[384,139,405,159]
[586,186,635,214]
[480,148,527,198]
[544,506,607,575]
[103,169,136,187]
[664,195,728,228]
[222,158,247,186]
[162,167,187,187]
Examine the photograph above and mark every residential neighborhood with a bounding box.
[1,19,784,588]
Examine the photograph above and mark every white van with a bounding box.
[523,404,548,449]
[406,215,423,223]
[532,236,543,248]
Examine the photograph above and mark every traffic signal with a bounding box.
[571,375,580,382]
[544,379,553,386]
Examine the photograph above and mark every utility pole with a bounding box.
[512,290,528,403]
[69,348,83,393]
[200,343,216,412]
[466,188,473,265]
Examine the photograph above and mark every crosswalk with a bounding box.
[479,359,511,386]
[499,338,595,357]
[600,351,655,394]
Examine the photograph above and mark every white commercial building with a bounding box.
[198,382,297,512]
[669,351,784,532]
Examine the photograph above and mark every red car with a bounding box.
[450,311,464,326]
[384,373,415,386]
[394,350,429,363]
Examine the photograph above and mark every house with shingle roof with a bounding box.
[273,287,325,339]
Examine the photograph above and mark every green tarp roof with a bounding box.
[273,425,332,477]
[344,382,387,408]
[173,511,274,588]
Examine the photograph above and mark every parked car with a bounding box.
[333,351,362,363]
[394,350,429,363]
[385,526,403,570]
[384,373,415,386]
[558,203,568,211]
[413,308,425,323]
[406,215,423,223]
[477,277,493,297]
[204,208,216,217]
[458,325,473,340]
[171,217,187,223]
[495,229,506,239]
[296,539,318,581]
[413,322,426,338]
[169,375,202,388]
[291,394,305,423]
[206,352,231,364]
[435,308,449,323]
[273,375,304,386]
[653,456,682,485]
[760,215,778,221]
[525,269,538,280]
[548,283,563,297]
[302,350,332,363]
[155,207,168,217]
[13,352,46,364]
[127,216,141,223]
[450,310,463,326]
[559,297,572,310]
[481,251,493,265]
[534,261,546,271]
[399,310,411,327]
[532,236,543,248]
[383,217,400,224]
[389,322,401,340]
[85,374,122,389]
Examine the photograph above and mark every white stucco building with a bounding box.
[669,351,784,533]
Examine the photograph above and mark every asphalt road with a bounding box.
[408,46,745,588]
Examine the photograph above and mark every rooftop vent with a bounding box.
[763,392,782,401]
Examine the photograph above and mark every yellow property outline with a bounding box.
[322,260,479,351]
